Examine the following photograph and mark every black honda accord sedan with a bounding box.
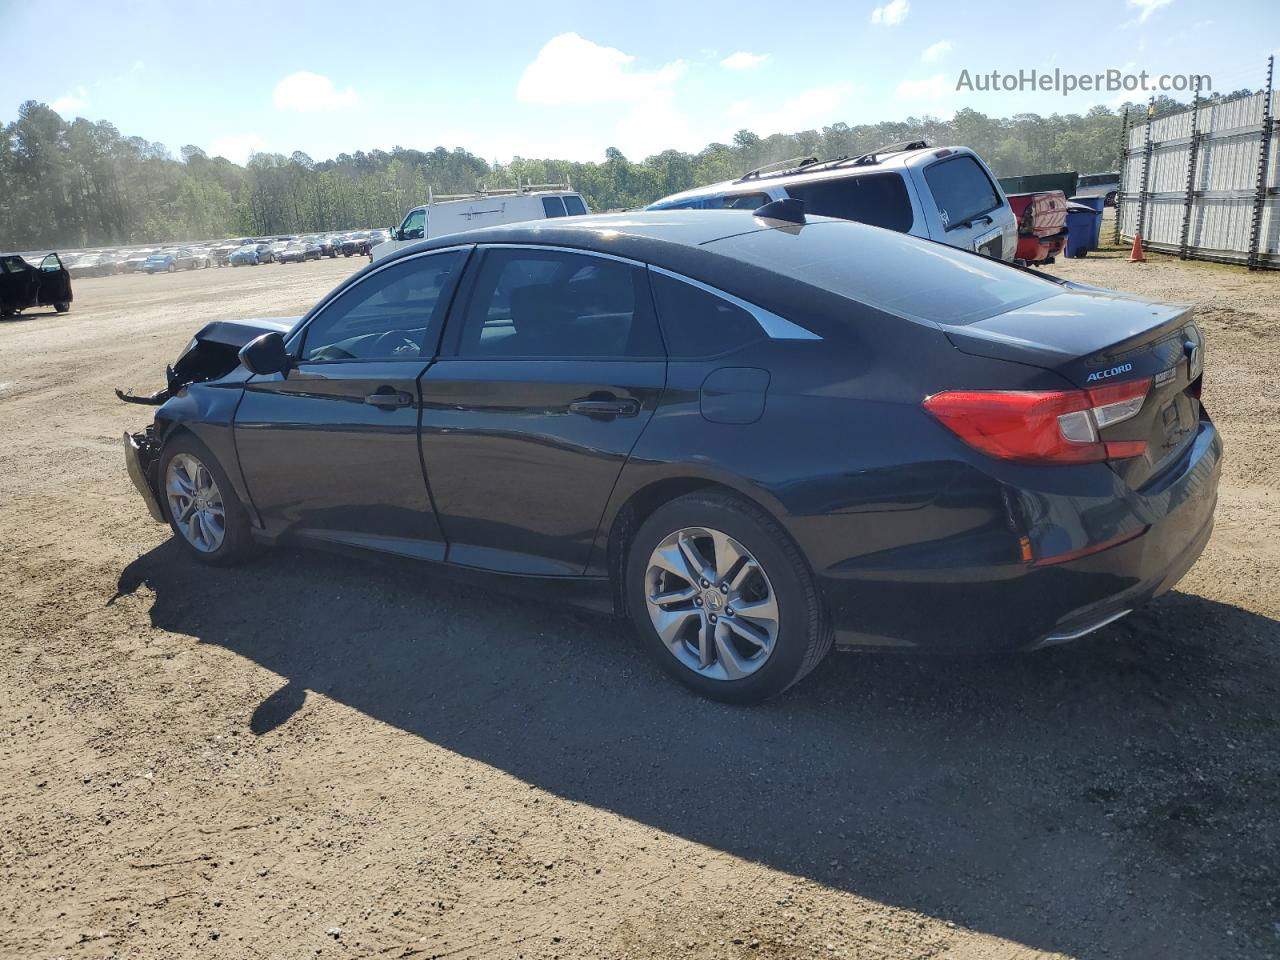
[122,208,1221,702]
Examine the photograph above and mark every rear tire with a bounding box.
[158,433,256,566]
[55,302,70,313]
[626,491,831,703]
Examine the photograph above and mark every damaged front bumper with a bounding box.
[124,428,166,523]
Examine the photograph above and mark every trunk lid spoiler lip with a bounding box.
[941,290,1194,378]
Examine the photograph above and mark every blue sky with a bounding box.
[2,0,1276,165]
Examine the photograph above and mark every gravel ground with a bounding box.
[1,244,1278,960]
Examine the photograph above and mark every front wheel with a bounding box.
[626,491,831,703]
[159,434,256,566]
[54,301,70,313]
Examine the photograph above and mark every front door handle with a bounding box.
[364,389,413,409]
[568,396,640,418]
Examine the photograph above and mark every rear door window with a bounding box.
[784,174,912,232]
[924,156,1002,230]
[541,197,567,218]
[456,248,662,359]
[563,195,587,216]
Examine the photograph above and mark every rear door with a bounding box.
[234,247,468,558]
[420,245,666,575]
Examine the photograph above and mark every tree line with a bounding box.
[0,91,1256,251]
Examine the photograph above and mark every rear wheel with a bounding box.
[54,302,70,313]
[159,434,256,566]
[167,263,176,273]
[626,491,831,703]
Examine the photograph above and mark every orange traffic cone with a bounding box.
[1127,233,1146,263]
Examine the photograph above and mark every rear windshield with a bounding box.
[783,173,913,233]
[708,221,1058,325]
[924,156,1002,230]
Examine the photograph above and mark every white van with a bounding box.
[646,142,1018,262]
[371,185,590,261]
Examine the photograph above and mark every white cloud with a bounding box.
[1127,0,1173,22]
[208,133,267,164]
[720,51,769,70]
[518,32,685,105]
[515,33,695,159]
[896,73,951,100]
[272,72,359,112]
[51,86,88,114]
[922,40,952,63]
[727,83,860,138]
[870,0,909,26]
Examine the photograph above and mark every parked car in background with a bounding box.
[188,248,211,269]
[254,242,278,264]
[372,187,589,261]
[1,252,72,316]
[144,252,179,274]
[120,210,1219,703]
[646,143,1017,261]
[121,250,154,272]
[278,240,321,264]
[1075,172,1121,206]
[68,253,117,278]
[340,233,366,257]
[1007,191,1069,265]
[228,244,261,267]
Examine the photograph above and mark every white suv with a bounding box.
[646,142,1017,261]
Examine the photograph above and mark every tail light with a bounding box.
[923,378,1151,465]
[1018,204,1035,233]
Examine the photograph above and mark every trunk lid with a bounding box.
[943,289,1204,489]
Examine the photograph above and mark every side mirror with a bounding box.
[239,332,290,376]
[394,228,404,242]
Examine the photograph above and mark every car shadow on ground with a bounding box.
[115,540,1279,959]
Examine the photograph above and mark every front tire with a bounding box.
[54,302,70,313]
[626,491,831,703]
[158,434,256,566]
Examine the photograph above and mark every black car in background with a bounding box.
[278,241,321,264]
[122,209,1220,702]
[1,252,73,316]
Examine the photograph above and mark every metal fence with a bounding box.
[1116,60,1278,269]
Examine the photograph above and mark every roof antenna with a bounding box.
[753,197,806,225]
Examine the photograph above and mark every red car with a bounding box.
[1006,191,1068,264]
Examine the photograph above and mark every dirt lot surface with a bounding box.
[2,245,1278,960]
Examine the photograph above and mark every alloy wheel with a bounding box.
[165,453,226,553]
[644,526,779,681]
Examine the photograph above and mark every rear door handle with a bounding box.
[569,396,640,418]
[364,389,413,409]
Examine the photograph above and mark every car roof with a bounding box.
[392,211,787,260]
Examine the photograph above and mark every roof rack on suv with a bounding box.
[738,156,818,182]
[731,141,932,184]
[426,179,574,204]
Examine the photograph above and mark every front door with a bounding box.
[37,254,71,305]
[235,247,468,559]
[421,246,666,575]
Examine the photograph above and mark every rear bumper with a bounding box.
[821,417,1222,653]
[1016,229,1069,263]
